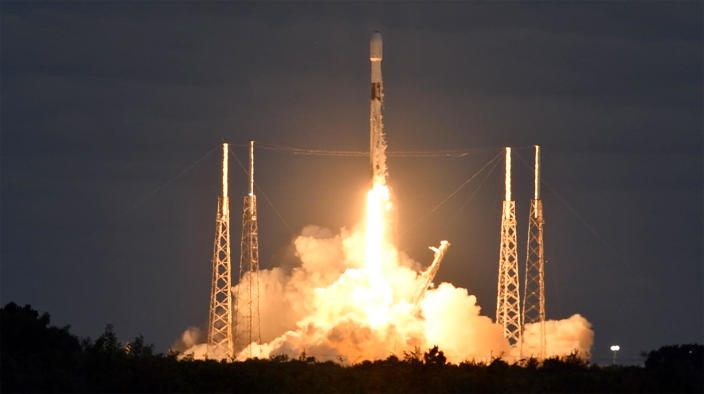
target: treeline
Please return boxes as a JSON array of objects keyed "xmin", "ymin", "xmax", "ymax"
[{"xmin": 1, "ymin": 302, "xmax": 702, "ymax": 393}]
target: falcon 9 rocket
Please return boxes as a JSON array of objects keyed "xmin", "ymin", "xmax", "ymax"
[{"xmin": 369, "ymin": 31, "xmax": 387, "ymax": 186}]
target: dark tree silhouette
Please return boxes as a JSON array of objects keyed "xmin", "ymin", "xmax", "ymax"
[
  {"xmin": 424, "ymin": 345, "xmax": 447, "ymax": 366},
  {"xmin": 1, "ymin": 302, "xmax": 702, "ymax": 393}
]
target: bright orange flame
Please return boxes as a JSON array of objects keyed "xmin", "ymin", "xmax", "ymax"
[
  {"xmin": 365, "ymin": 184, "xmax": 389, "ymax": 272},
  {"xmin": 364, "ymin": 183, "xmax": 392, "ymax": 327}
]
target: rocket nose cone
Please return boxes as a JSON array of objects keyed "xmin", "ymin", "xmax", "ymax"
[{"xmin": 370, "ymin": 31, "xmax": 382, "ymax": 61}]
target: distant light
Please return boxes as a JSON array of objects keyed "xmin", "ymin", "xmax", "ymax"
[{"xmin": 610, "ymin": 345, "xmax": 620, "ymax": 351}]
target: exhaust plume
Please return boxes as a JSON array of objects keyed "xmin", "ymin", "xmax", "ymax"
[{"xmin": 179, "ymin": 223, "xmax": 593, "ymax": 364}]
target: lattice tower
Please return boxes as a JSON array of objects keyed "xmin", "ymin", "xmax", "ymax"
[
  {"xmin": 207, "ymin": 143, "xmax": 234, "ymax": 360},
  {"xmin": 234, "ymin": 140, "xmax": 261, "ymax": 357},
  {"xmin": 522, "ymin": 145, "xmax": 546, "ymax": 359},
  {"xmin": 496, "ymin": 147, "xmax": 522, "ymax": 346}
]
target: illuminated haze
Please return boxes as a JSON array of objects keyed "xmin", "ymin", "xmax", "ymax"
[
  {"xmin": 177, "ymin": 32, "xmax": 593, "ymax": 364},
  {"xmin": 2, "ymin": 3, "xmax": 700, "ymax": 366}
]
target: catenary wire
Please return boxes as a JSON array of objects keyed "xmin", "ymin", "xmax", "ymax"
[
  {"xmin": 513, "ymin": 150, "xmax": 610, "ymax": 249},
  {"xmin": 456, "ymin": 154, "xmax": 503, "ymax": 215},
  {"xmin": 122, "ymin": 144, "xmax": 219, "ymax": 215},
  {"xmin": 399, "ymin": 150, "xmax": 504, "ymax": 240},
  {"xmin": 230, "ymin": 142, "xmax": 533, "ymax": 158},
  {"xmin": 229, "ymin": 149, "xmax": 294, "ymax": 235}
]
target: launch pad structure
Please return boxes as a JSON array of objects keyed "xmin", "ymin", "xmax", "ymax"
[
  {"xmin": 234, "ymin": 140, "xmax": 262, "ymax": 356},
  {"xmin": 522, "ymin": 145, "xmax": 546, "ymax": 359},
  {"xmin": 207, "ymin": 140, "xmax": 262, "ymax": 360},
  {"xmin": 496, "ymin": 147, "xmax": 522, "ymax": 347},
  {"xmin": 413, "ymin": 241, "xmax": 451, "ymax": 308},
  {"xmin": 496, "ymin": 145, "xmax": 548, "ymax": 358},
  {"xmin": 202, "ymin": 32, "xmax": 550, "ymax": 362},
  {"xmin": 207, "ymin": 143, "xmax": 234, "ymax": 360}
]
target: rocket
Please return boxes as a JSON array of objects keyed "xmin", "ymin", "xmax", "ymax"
[{"xmin": 369, "ymin": 31, "xmax": 387, "ymax": 186}]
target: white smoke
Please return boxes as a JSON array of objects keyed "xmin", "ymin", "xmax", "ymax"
[
  {"xmin": 172, "ymin": 326, "xmax": 207, "ymax": 359},
  {"xmin": 178, "ymin": 224, "xmax": 593, "ymax": 364},
  {"xmin": 522, "ymin": 314, "xmax": 594, "ymax": 360}
]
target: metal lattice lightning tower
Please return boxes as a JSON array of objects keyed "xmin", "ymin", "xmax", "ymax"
[
  {"xmin": 207, "ymin": 143, "xmax": 234, "ymax": 360},
  {"xmin": 496, "ymin": 147, "xmax": 522, "ymax": 346},
  {"xmin": 234, "ymin": 140, "xmax": 261, "ymax": 357},
  {"xmin": 522, "ymin": 145, "xmax": 546, "ymax": 359}
]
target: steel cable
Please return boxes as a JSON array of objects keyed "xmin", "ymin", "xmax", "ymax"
[
  {"xmin": 229, "ymin": 149, "xmax": 294, "ymax": 235},
  {"xmin": 122, "ymin": 145, "xmax": 219, "ymax": 214},
  {"xmin": 399, "ymin": 150, "xmax": 504, "ymax": 240}
]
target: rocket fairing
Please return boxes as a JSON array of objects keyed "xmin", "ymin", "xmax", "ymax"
[{"xmin": 369, "ymin": 31, "xmax": 387, "ymax": 186}]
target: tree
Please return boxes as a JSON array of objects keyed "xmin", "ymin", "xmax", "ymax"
[
  {"xmin": 645, "ymin": 344, "xmax": 703, "ymax": 392},
  {"xmin": 1, "ymin": 302, "xmax": 81, "ymax": 391},
  {"xmin": 423, "ymin": 345, "xmax": 446, "ymax": 366},
  {"xmin": 403, "ymin": 346, "xmax": 422, "ymax": 365}
]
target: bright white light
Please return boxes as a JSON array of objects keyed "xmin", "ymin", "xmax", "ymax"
[{"xmin": 610, "ymin": 345, "xmax": 620, "ymax": 351}]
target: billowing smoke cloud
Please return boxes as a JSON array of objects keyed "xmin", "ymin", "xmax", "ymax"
[
  {"xmin": 179, "ymin": 223, "xmax": 593, "ymax": 364},
  {"xmin": 522, "ymin": 314, "xmax": 594, "ymax": 360},
  {"xmin": 172, "ymin": 326, "xmax": 206, "ymax": 358}
]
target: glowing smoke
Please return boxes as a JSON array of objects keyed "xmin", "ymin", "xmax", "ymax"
[
  {"xmin": 522, "ymin": 315, "xmax": 594, "ymax": 360},
  {"xmin": 177, "ymin": 31, "xmax": 592, "ymax": 365},
  {"xmin": 179, "ymin": 222, "xmax": 593, "ymax": 363}
]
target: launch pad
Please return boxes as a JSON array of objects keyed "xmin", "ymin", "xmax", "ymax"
[{"xmin": 199, "ymin": 32, "xmax": 563, "ymax": 363}]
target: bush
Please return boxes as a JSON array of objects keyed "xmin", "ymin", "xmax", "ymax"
[{"xmin": 2, "ymin": 302, "xmax": 703, "ymax": 393}]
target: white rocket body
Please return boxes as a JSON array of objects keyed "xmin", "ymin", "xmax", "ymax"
[{"xmin": 369, "ymin": 31, "xmax": 387, "ymax": 186}]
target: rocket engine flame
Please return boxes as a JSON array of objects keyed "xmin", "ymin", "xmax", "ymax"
[
  {"xmin": 176, "ymin": 32, "xmax": 594, "ymax": 364},
  {"xmin": 364, "ymin": 30, "xmax": 395, "ymax": 329},
  {"xmin": 365, "ymin": 184, "xmax": 389, "ymax": 274},
  {"xmin": 178, "ymin": 218, "xmax": 594, "ymax": 363},
  {"xmin": 364, "ymin": 184, "xmax": 393, "ymax": 327}
]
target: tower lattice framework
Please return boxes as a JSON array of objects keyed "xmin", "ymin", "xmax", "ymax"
[
  {"xmin": 234, "ymin": 140, "xmax": 261, "ymax": 357},
  {"xmin": 496, "ymin": 147, "xmax": 522, "ymax": 347},
  {"xmin": 207, "ymin": 143, "xmax": 234, "ymax": 360},
  {"xmin": 522, "ymin": 145, "xmax": 546, "ymax": 359}
]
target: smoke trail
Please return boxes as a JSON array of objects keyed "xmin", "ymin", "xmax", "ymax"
[
  {"xmin": 178, "ymin": 223, "xmax": 593, "ymax": 364},
  {"xmin": 177, "ymin": 32, "xmax": 593, "ymax": 366},
  {"xmin": 522, "ymin": 314, "xmax": 594, "ymax": 360}
]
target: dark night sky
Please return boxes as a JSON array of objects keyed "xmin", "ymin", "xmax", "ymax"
[{"xmin": 1, "ymin": 2, "xmax": 701, "ymax": 365}]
